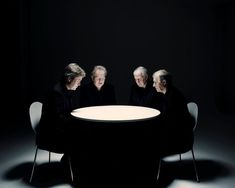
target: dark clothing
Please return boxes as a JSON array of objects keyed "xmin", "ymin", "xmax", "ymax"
[
  {"xmin": 80, "ymin": 82, "xmax": 116, "ymax": 107},
  {"xmin": 71, "ymin": 82, "xmax": 117, "ymax": 184},
  {"xmin": 129, "ymin": 79, "xmax": 165, "ymax": 116},
  {"xmin": 36, "ymin": 81, "xmax": 81, "ymax": 153},
  {"xmin": 129, "ymin": 80, "xmax": 155, "ymax": 107},
  {"xmin": 162, "ymin": 86, "xmax": 194, "ymax": 134},
  {"xmin": 151, "ymin": 86, "xmax": 194, "ymax": 157}
]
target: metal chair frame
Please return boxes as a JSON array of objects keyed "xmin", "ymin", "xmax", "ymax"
[
  {"xmin": 29, "ymin": 101, "xmax": 74, "ymax": 183},
  {"xmin": 156, "ymin": 102, "xmax": 199, "ymax": 182}
]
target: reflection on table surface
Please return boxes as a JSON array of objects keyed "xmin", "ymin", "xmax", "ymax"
[{"xmin": 71, "ymin": 105, "xmax": 160, "ymax": 122}]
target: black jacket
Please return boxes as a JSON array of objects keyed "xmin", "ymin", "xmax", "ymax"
[
  {"xmin": 160, "ymin": 85, "xmax": 194, "ymax": 155},
  {"xmin": 36, "ymin": 81, "xmax": 82, "ymax": 152},
  {"xmin": 80, "ymin": 82, "xmax": 116, "ymax": 107},
  {"xmin": 129, "ymin": 80, "xmax": 155, "ymax": 107}
]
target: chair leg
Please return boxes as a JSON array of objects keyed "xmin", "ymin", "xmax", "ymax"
[
  {"xmin": 30, "ymin": 147, "xmax": 38, "ymax": 183},
  {"xmin": 49, "ymin": 152, "xmax": 51, "ymax": 163},
  {"xmin": 68, "ymin": 155, "xmax": 74, "ymax": 182},
  {"xmin": 156, "ymin": 159, "xmax": 162, "ymax": 181},
  {"xmin": 191, "ymin": 149, "xmax": 200, "ymax": 182}
]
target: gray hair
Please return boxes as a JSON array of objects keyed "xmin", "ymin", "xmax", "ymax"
[
  {"xmin": 91, "ymin": 65, "xmax": 107, "ymax": 80},
  {"xmin": 133, "ymin": 66, "xmax": 148, "ymax": 79},
  {"xmin": 64, "ymin": 63, "xmax": 86, "ymax": 83},
  {"xmin": 153, "ymin": 69, "xmax": 172, "ymax": 86}
]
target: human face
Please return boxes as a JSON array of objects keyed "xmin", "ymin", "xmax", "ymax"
[
  {"xmin": 153, "ymin": 76, "xmax": 163, "ymax": 93},
  {"xmin": 134, "ymin": 73, "xmax": 146, "ymax": 88},
  {"xmin": 93, "ymin": 69, "xmax": 106, "ymax": 90},
  {"xmin": 68, "ymin": 76, "xmax": 83, "ymax": 90}
]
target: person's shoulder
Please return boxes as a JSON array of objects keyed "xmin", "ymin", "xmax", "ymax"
[
  {"xmin": 53, "ymin": 82, "xmax": 68, "ymax": 95},
  {"xmin": 130, "ymin": 83, "xmax": 137, "ymax": 90},
  {"xmin": 81, "ymin": 82, "xmax": 93, "ymax": 89},
  {"xmin": 104, "ymin": 82, "xmax": 115, "ymax": 88},
  {"xmin": 45, "ymin": 82, "xmax": 62, "ymax": 96},
  {"xmin": 169, "ymin": 86, "xmax": 187, "ymax": 103},
  {"xmin": 53, "ymin": 82, "xmax": 62, "ymax": 91},
  {"xmin": 43, "ymin": 82, "xmax": 64, "ymax": 102},
  {"xmin": 152, "ymin": 90, "xmax": 165, "ymax": 100},
  {"xmin": 173, "ymin": 86, "xmax": 185, "ymax": 97}
]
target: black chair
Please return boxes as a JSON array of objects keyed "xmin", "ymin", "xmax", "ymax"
[
  {"xmin": 156, "ymin": 102, "xmax": 199, "ymax": 182},
  {"xmin": 29, "ymin": 101, "xmax": 74, "ymax": 183}
]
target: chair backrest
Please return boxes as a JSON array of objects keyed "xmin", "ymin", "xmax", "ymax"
[
  {"xmin": 29, "ymin": 101, "xmax": 43, "ymax": 133},
  {"xmin": 187, "ymin": 102, "xmax": 198, "ymax": 131}
]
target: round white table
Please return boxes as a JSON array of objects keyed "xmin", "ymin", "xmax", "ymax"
[
  {"xmin": 70, "ymin": 105, "xmax": 161, "ymax": 185},
  {"xmin": 71, "ymin": 105, "xmax": 160, "ymax": 122}
]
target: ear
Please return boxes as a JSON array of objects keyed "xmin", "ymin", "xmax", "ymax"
[
  {"xmin": 161, "ymin": 79, "xmax": 167, "ymax": 87},
  {"xmin": 67, "ymin": 77, "xmax": 72, "ymax": 83}
]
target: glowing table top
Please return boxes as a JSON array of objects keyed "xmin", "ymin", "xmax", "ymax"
[{"xmin": 71, "ymin": 105, "xmax": 160, "ymax": 123}]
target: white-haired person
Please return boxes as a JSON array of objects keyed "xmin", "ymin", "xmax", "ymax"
[
  {"xmin": 127, "ymin": 66, "xmax": 166, "ymax": 185},
  {"xmin": 80, "ymin": 65, "xmax": 116, "ymax": 107},
  {"xmin": 129, "ymin": 66, "xmax": 155, "ymax": 107},
  {"xmin": 36, "ymin": 63, "xmax": 86, "ymax": 154},
  {"xmin": 152, "ymin": 69, "xmax": 194, "ymax": 156}
]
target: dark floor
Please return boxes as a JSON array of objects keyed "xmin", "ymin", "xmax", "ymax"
[{"xmin": 0, "ymin": 110, "xmax": 235, "ymax": 188}]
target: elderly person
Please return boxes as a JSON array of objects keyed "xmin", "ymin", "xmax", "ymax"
[
  {"xmin": 80, "ymin": 65, "xmax": 116, "ymax": 107},
  {"xmin": 77, "ymin": 65, "xmax": 116, "ymax": 184},
  {"xmin": 36, "ymin": 63, "xmax": 86, "ymax": 153},
  {"xmin": 152, "ymin": 69, "xmax": 194, "ymax": 156},
  {"xmin": 129, "ymin": 66, "xmax": 155, "ymax": 107}
]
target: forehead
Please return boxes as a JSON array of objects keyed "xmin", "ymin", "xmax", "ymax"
[
  {"xmin": 95, "ymin": 69, "xmax": 105, "ymax": 76},
  {"xmin": 153, "ymin": 75, "xmax": 160, "ymax": 82},
  {"xmin": 134, "ymin": 71, "xmax": 144, "ymax": 77},
  {"xmin": 74, "ymin": 76, "xmax": 83, "ymax": 80},
  {"xmin": 134, "ymin": 75, "xmax": 144, "ymax": 80}
]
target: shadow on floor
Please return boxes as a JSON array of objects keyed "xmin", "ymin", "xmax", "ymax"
[
  {"xmin": 156, "ymin": 159, "xmax": 232, "ymax": 188},
  {"xmin": 3, "ymin": 159, "xmax": 231, "ymax": 188},
  {"xmin": 3, "ymin": 161, "xmax": 73, "ymax": 187}
]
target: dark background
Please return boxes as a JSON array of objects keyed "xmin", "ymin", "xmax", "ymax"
[{"xmin": 2, "ymin": 0, "xmax": 235, "ymax": 126}]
